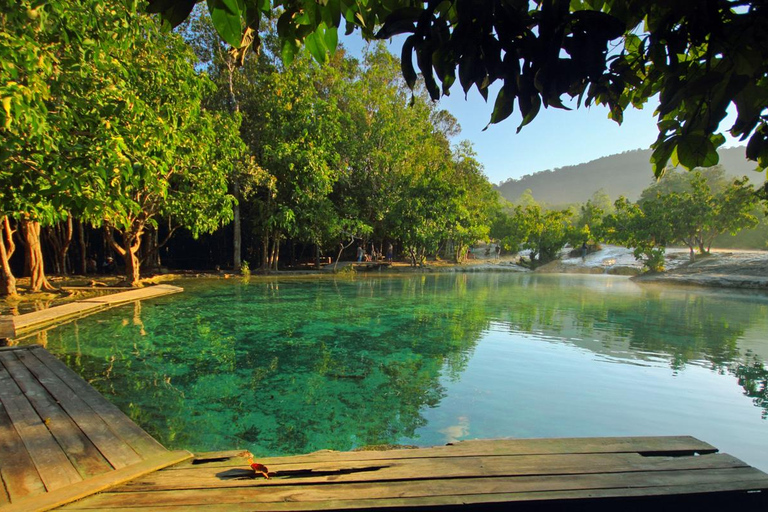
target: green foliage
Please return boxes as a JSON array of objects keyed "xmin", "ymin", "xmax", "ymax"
[
  {"xmin": 603, "ymin": 168, "xmax": 759, "ymax": 271},
  {"xmin": 149, "ymin": 0, "xmax": 768, "ymax": 180},
  {"xmin": 240, "ymin": 259, "xmax": 250, "ymax": 277},
  {"xmin": 603, "ymin": 196, "xmax": 675, "ymax": 272},
  {"xmin": 640, "ymin": 167, "xmax": 760, "ymax": 255},
  {"xmin": 1, "ymin": 0, "xmax": 243, "ymax": 287},
  {"xmin": 568, "ymin": 189, "xmax": 613, "ymax": 245},
  {"xmin": 183, "ymin": 16, "xmax": 499, "ymax": 270},
  {"xmin": 491, "ymin": 204, "xmax": 573, "ymax": 268}
]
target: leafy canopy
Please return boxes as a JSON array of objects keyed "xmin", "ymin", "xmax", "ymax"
[{"xmin": 148, "ymin": 0, "xmax": 768, "ymax": 179}]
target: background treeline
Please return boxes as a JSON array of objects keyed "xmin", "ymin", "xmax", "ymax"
[
  {"xmin": 0, "ymin": 1, "xmax": 498, "ymax": 296},
  {"xmin": 491, "ymin": 165, "xmax": 766, "ymax": 271}
]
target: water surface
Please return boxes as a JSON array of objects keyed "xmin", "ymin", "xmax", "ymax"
[{"xmin": 31, "ymin": 274, "xmax": 768, "ymax": 470}]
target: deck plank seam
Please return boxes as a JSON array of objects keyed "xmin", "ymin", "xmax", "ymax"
[
  {"xmin": 0, "ymin": 470, "xmax": 10, "ymax": 504},
  {"xmin": 24, "ymin": 347, "xmax": 146, "ymax": 468},
  {"xmin": 164, "ymin": 449, "xmax": 722, "ymax": 470}
]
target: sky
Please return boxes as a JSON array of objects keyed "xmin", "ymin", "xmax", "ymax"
[{"xmin": 347, "ymin": 37, "xmax": 744, "ymax": 186}]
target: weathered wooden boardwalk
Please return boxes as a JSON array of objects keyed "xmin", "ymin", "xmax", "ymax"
[
  {"xmin": 2, "ymin": 345, "xmax": 768, "ymax": 511},
  {"xmin": 0, "ymin": 345, "xmax": 190, "ymax": 512},
  {"xmin": 62, "ymin": 437, "xmax": 768, "ymax": 511},
  {"xmin": 1, "ymin": 284, "xmax": 183, "ymax": 340}
]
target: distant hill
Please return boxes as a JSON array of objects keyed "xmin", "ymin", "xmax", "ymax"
[{"xmin": 495, "ymin": 146, "xmax": 760, "ymax": 206}]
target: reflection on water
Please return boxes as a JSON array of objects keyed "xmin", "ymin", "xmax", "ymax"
[{"xmin": 33, "ymin": 274, "xmax": 768, "ymax": 469}]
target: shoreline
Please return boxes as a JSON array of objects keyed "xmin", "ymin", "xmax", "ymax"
[{"xmin": 3, "ymin": 247, "xmax": 767, "ymax": 315}]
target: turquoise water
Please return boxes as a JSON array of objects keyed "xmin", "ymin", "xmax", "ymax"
[{"xmin": 31, "ymin": 274, "xmax": 768, "ymax": 471}]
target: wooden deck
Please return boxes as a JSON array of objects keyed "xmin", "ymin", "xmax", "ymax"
[
  {"xmin": 1, "ymin": 284, "xmax": 183, "ymax": 340},
  {"xmin": 0, "ymin": 345, "xmax": 191, "ymax": 512},
  {"xmin": 61, "ymin": 437, "xmax": 768, "ymax": 511}
]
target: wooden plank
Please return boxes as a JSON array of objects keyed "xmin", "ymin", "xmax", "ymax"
[
  {"xmin": 60, "ymin": 478, "xmax": 768, "ymax": 511},
  {"xmin": 173, "ymin": 436, "xmax": 717, "ymax": 470},
  {"xmin": 110, "ymin": 452, "xmax": 749, "ymax": 491},
  {"xmin": 0, "ymin": 392, "xmax": 47, "ymax": 502},
  {"xmin": 29, "ymin": 347, "xmax": 167, "ymax": 459},
  {"xmin": 0, "ymin": 358, "xmax": 82, "ymax": 492},
  {"xmin": 2, "ymin": 450, "xmax": 192, "ymax": 512},
  {"xmin": 11, "ymin": 285, "xmax": 183, "ymax": 335},
  {"xmin": 11, "ymin": 303, "xmax": 107, "ymax": 332},
  {"xmin": 0, "ymin": 316, "xmax": 15, "ymax": 339},
  {"xmin": 1, "ymin": 351, "xmax": 113, "ymax": 479},
  {"xmin": 60, "ymin": 467, "xmax": 768, "ymax": 510},
  {"xmin": 0, "ymin": 345, "xmax": 35, "ymax": 352},
  {"xmin": 77, "ymin": 285, "xmax": 182, "ymax": 304},
  {"xmin": 15, "ymin": 348, "xmax": 144, "ymax": 469}
]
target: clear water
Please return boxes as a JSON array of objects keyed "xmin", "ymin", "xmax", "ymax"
[{"xmin": 29, "ymin": 274, "xmax": 768, "ymax": 471}]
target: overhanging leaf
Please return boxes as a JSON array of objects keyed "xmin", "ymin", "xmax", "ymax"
[
  {"xmin": 487, "ymin": 85, "xmax": 514, "ymax": 128},
  {"xmin": 401, "ymin": 36, "xmax": 417, "ymax": 90},
  {"xmin": 675, "ymin": 134, "xmax": 717, "ymax": 169},
  {"xmin": 207, "ymin": 0, "xmax": 243, "ymax": 47}
]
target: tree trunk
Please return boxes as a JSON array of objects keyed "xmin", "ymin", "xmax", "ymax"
[
  {"xmin": 315, "ymin": 242, "xmax": 321, "ymax": 269},
  {"xmin": 233, "ymin": 181, "xmax": 241, "ymax": 272},
  {"xmin": 0, "ymin": 216, "xmax": 18, "ymax": 297},
  {"xmin": 124, "ymin": 240, "xmax": 141, "ymax": 287},
  {"xmin": 141, "ymin": 226, "xmax": 161, "ymax": 271},
  {"xmin": 271, "ymin": 236, "xmax": 280, "ymax": 271},
  {"xmin": 22, "ymin": 219, "xmax": 55, "ymax": 292},
  {"xmin": 106, "ymin": 224, "xmax": 143, "ymax": 287},
  {"xmin": 45, "ymin": 217, "xmax": 73, "ymax": 275},
  {"xmin": 77, "ymin": 219, "xmax": 87, "ymax": 275},
  {"xmin": 261, "ymin": 233, "xmax": 269, "ymax": 271}
]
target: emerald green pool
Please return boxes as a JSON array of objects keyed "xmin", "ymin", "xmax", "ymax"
[{"xmin": 34, "ymin": 274, "xmax": 768, "ymax": 471}]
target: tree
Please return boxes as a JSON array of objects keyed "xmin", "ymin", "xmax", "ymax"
[
  {"xmin": 444, "ymin": 142, "xmax": 499, "ymax": 263},
  {"xmin": 603, "ymin": 196, "xmax": 676, "ymax": 272},
  {"xmin": 568, "ymin": 189, "xmax": 613, "ymax": 246},
  {"xmin": 491, "ymin": 203, "xmax": 572, "ymax": 268},
  {"xmin": 523, "ymin": 206, "xmax": 572, "ymax": 268},
  {"xmin": 149, "ymin": 0, "xmax": 768, "ymax": 181},
  {"xmin": 491, "ymin": 203, "xmax": 533, "ymax": 255},
  {"xmin": 642, "ymin": 170, "xmax": 759, "ymax": 258},
  {"xmin": 1, "ymin": 0, "xmax": 73, "ymax": 294}
]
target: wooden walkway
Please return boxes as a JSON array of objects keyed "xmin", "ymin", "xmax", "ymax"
[
  {"xmin": 0, "ymin": 345, "xmax": 191, "ymax": 512},
  {"xmin": 61, "ymin": 437, "xmax": 768, "ymax": 511},
  {"xmin": 1, "ymin": 285, "xmax": 183, "ymax": 340}
]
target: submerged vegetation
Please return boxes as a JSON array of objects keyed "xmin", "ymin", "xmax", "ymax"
[{"xmin": 40, "ymin": 274, "xmax": 768, "ymax": 454}]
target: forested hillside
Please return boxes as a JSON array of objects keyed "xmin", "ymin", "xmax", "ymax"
[{"xmin": 496, "ymin": 147, "xmax": 759, "ymax": 206}]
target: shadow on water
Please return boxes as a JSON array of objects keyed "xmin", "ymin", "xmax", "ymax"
[{"xmin": 34, "ymin": 274, "xmax": 768, "ymax": 455}]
